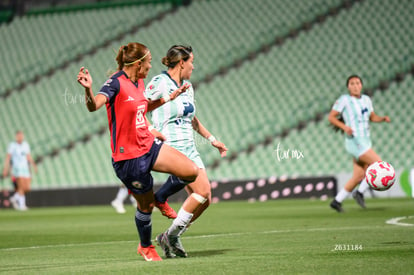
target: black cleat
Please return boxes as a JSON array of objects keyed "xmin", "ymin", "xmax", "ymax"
[
  {"xmin": 353, "ymin": 191, "xmax": 366, "ymax": 209},
  {"xmin": 167, "ymin": 234, "xmax": 187, "ymax": 258},
  {"xmin": 330, "ymin": 199, "xmax": 344, "ymax": 213},
  {"xmin": 156, "ymin": 232, "xmax": 175, "ymax": 258}
]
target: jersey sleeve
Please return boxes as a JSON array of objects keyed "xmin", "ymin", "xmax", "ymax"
[
  {"xmin": 25, "ymin": 142, "xmax": 31, "ymax": 154},
  {"xmin": 332, "ymin": 95, "xmax": 346, "ymax": 113},
  {"xmin": 98, "ymin": 78, "xmax": 120, "ymax": 103},
  {"xmin": 7, "ymin": 143, "xmax": 13, "ymax": 154},
  {"xmin": 366, "ymin": 95, "xmax": 374, "ymax": 114},
  {"xmin": 145, "ymin": 76, "xmax": 168, "ymax": 100}
]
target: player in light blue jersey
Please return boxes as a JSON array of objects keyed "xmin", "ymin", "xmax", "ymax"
[
  {"xmin": 328, "ymin": 75, "xmax": 390, "ymax": 212},
  {"xmin": 145, "ymin": 45, "xmax": 227, "ymax": 258},
  {"xmin": 2, "ymin": 131, "xmax": 37, "ymax": 210}
]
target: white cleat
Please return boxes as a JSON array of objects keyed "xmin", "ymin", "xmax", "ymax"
[
  {"xmin": 10, "ymin": 196, "xmax": 19, "ymax": 210},
  {"xmin": 111, "ymin": 200, "xmax": 126, "ymax": 214}
]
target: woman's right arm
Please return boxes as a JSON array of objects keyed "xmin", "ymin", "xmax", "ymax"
[
  {"xmin": 77, "ymin": 67, "xmax": 107, "ymax": 112},
  {"xmin": 328, "ymin": 110, "xmax": 353, "ymax": 136},
  {"xmin": 2, "ymin": 154, "xmax": 11, "ymax": 178}
]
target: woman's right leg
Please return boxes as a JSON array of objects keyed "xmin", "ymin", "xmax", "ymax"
[
  {"xmin": 184, "ymin": 168, "xmax": 211, "ymax": 223},
  {"xmin": 330, "ymin": 158, "xmax": 365, "ymax": 212},
  {"xmin": 343, "ymin": 160, "xmax": 365, "ymax": 192},
  {"xmin": 152, "ymin": 145, "xmax": 200, "ymax": 258},
  {"xmin": 11, "ymin": 177, "xmax": 28, "ymax": 210}
]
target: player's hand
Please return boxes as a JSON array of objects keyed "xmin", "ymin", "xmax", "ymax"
[
  {"xmin": 170, "ymin": 83, "xmax": 191, "ymax": 100},
  {"xmin": 343, "ymin": 126, "xmax": 353, "ymax": 136},
  {"xmin": 383, "ymin": 116, "xmax": 391, "ymax": 123},
  {"xmin": 150, "ymin": 129, "xmax": 166, "ymax": 141},
  {"xmin": 1, "ymin": 171, "xmax": 8, "ymax": 178},
  {"xmin": 77, "ymin": 67, "xmax": 93, "ymax": 89},
  {"xmin": 212, "ymin": 140, "xmax": 228, "ymax": 157}
]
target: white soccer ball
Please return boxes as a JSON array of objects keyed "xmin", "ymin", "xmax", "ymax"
[{"xmin": 365, "ymin": 161, "xmax": 396, "ymax": 191}]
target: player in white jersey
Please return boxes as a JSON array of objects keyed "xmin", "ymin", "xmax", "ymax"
[
  {"xmin": 145, "ymin": 45, "xmax": 227, "ymax": 258},
  {"xmin": 2, "ymin": 131, "xmax": 37, "ymax": 210},
  {"xmin": 328, "ymin": 75, "xmax": 390, "ymax": 212}
]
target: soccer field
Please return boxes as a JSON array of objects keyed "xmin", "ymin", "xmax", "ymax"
[{"xmin": 1, "ymin": 198, "xmax": 413, "ymax": 274}]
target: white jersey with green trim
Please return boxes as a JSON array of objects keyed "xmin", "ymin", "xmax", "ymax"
[
  {"xmin": 8, "ymin": 141, "xmax": 30, "ymax": 170},
  {"xmin": 332, "ymin": 94, "xmax": 373, "ymax": 137},
  {"xmin": 145, "ymin": 72, "xmax": 196, "ymax": 147}
]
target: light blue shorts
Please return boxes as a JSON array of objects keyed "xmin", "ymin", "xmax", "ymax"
[
  {"xmin": 12, "ymin": 166, "xmax": 31, "ymax": 178},
  {"xmin": 345, "ymin": 136, "xmax": 372, "ymax": 160},
  {"xmin": 169, "ymin": 142, "xmax": 205, "ymax": 169}
]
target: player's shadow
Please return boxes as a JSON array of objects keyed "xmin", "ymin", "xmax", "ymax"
[{"xmin": 189, "ymin": 248, "xmax": 235, "ymax": 257}]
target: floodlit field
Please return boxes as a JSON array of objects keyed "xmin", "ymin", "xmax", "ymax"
[{"xmin": 1, "ymin": 198, "xmax": 413, "ymax": 274}]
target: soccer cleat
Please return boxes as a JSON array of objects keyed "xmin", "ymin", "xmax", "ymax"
[
  {"xmin": 111, "ymin": 200, "xmax": 126, "ymax": 214},
  {"xmin": 9, "ymin": 196, "xmax": 19, "ymax": 210},
  {"xmin": 352, "ymin": 191, "xmax": 366, "ymax": 209},
  {"xmin": 18, "ymin": 205, "xmax": 29, "ymax": 211},
  {"xmin": 154, "ymin": 200, "xmax": 177, "ymax": 219},
  {"xmin": 156, "ymin": 232, "xmax": 175, "ymax": 258},
  {"xmin": 137, "ymin": 244, "xmax": 162, "ymax": 261},
  {"xmin": 167, "ymin": 234, "xmax": 188, "ymax": 258},
  {"xmin": 330, "ymin": 199, "xmax": 344, "ymax": 213}
]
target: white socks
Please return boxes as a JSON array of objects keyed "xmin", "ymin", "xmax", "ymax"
[
  {"xmin": 114, "ymin": 187, "xmax": 129, "ymax": 202},
  {"xmin": 357, "ymin": 179, "xmax": 370, "ymax": 193},
  {"xmin": 335, "ymin": 189, "xmax": 350, "ymax": 203},
  {"xmin": 167, "ymin": 208, "xmax": 193, "ymax": 236},
  {"xmin": 12, "ymin": 193, "xmax": 26, "ymax": 209}
]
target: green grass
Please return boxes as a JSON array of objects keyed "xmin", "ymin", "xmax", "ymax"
[{"xmin": 1, "ymin": 198, "xmax": 413, "ymax": 274}]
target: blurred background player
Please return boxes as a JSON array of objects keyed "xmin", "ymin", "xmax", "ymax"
[
  {"xmin": 2, "ymin": 130, "xmax": 37, "ymax": 211},
  {"xmin": 110, "ymin": 185, "xmax": 137, "ymax": 214},
  {"xmin": 145, "ymin": 45, "xmax": 227, "ymax": 258},
  {"xmin": 328, "ymin": 75, "xmax": 390, "ymax": 212},
  {"xmin": 77, "ymin": 42, "xmax": 198, "ymax": 261}
]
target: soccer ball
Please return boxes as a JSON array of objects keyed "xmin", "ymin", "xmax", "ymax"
[{"xmin": 365, "ymin": 161, "xmax": 396, "ymax": 191}]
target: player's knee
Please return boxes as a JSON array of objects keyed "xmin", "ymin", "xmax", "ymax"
[
  {"xmin": 194, "ymin": 189, "xmax": 210, "ymax": 201},
  {"xmin": 138, "ymin": 203, "xmax": 154, "ymax": 213},
  {"xmin": 182, "ymin": 164, "xmax": 198, "ymax": 182}
]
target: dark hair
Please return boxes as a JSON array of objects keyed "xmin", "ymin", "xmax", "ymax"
[
  {"xmin": 346, "ymin": 74, "xmax": 363, "ymax": 87},
  {"xmin": 161, "ymin": 45, "xmax": 193, "ymax": 68},
  {"xmin": 331, "ymin": 74, "xmax": 363, "ymax": 134},
  {"xmin": 115, "ymin": 42, "xmax": 149, "ymax": 71}
]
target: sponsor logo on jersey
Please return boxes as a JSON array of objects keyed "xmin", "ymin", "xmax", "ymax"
[
  {"xmin": 135, "ymin": 105, "xmax": 146, "ymax": 129},
  {"xmin": 125, "ymin": 96, "xmax": 135, "ymax": 102}
]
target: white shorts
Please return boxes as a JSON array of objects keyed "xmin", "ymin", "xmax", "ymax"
[{"xmin": 12, "ymin": 166, "xmax": 31, "ymax": 178}]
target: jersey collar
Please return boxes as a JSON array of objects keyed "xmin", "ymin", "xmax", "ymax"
[{"xmin": 162, "ymin": 71, "xmax": 180, "ymax": 88}]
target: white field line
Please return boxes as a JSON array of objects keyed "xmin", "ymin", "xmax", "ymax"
[
  {"xmin": 385, "ymin": 216, "xmax": 414, "ymax": 227},
  {"xmin": 0, "ymin": 225, "xmax": 390, "ymax": 252}
]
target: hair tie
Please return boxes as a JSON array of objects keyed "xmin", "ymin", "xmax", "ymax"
[{"xmin": 124, "ymin": 50, "xmax": 150, "ymax": 66}]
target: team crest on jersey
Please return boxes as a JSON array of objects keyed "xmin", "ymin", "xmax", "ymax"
[
  {"xmin": 149, "ymin": 84, "xmax": 154, "ymax": 90},
  {"xmin": 131, "ymin": 181, "xmax": 143, "ymax": 189},
  {"xmin": 135, "ymin": 105, "xmax": 146, "ymax": 129}
]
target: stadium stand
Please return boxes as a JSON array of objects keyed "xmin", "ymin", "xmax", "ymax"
[
  {"xmin": 1, "ymin": 0, "xmax": 413, "ymax": 188},
  {"xmin": 0, "ymin": 2, "xmax": 172, "ymax": 97}
]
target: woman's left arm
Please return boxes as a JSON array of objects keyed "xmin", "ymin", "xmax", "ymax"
[
  {"xmin": 370, "ymin": 112, "xmax": 391, "ymax": 123},
  {"xmin": 192, "ymin": 116, "xmax": 228, "ymax": 157},
  {"xmin": 27, "ymin": 154, "xmax": 38, "ymax": 173}
]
